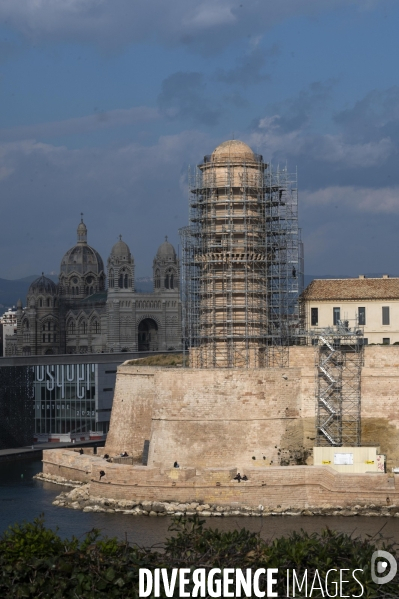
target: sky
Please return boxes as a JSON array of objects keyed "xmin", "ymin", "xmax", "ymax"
[{"xmin": 1, "ymin": 0, "xmax": 399, "ymax": 279}]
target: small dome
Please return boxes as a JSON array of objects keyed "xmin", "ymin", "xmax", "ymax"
[
  {"xmin": 156, "ymin": 236, "xmax": 176, "ymax": 260},
  {"xmin": 28, "ymin": 274, "xmax": 57, "ymax": 296},
  {"xmin": 77, "ymin": 216, "xmax": 87, "ymax": 244},
  {"xmin": 211, "ymin": 139, "xmax": 254, "ymax": 162},
  {"xmin": 110, "ymin": 236, "xmax": 131, "ymax": 259},
  {"xmin": 77, "ymin": 221, "xmax": 87, "ymax": 235}
]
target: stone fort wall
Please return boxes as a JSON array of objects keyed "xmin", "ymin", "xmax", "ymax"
[
  {"xmin": 42, "ymin": 448, "xmax": 399, "ymax": 509},
  {"xmin": 104, "ymin": 346, "xmax": 399, "ymax": 471}
]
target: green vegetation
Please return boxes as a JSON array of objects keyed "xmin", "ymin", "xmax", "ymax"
[
  {"xmin": 125, "ymin": 353, "xmax": 186, "ymax": 367},
  {"xmin": 0, "ymin": 515, "xmax": 397, "ymax": 597}
]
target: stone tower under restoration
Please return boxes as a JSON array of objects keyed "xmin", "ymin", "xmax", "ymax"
[{"xmin": 180, "ymin": 139, "xmax": 303, "ymax": 368}]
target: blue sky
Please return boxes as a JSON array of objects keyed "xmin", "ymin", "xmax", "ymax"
[{"xmin": 1, "ymin": 0, "xmax": 399, "ymax": 279}]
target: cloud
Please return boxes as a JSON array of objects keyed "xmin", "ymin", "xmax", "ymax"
[
  {"xmin": 262, "ymin": 80, "xmax": 337, "ymax": 134},
  {"xmin": 0, "ymin": 131, "xmax": 216, "ymax": 279},
  {"xmin": 0, "ymin": 106, "xmax": 159, "ymax": 142},
  {"xmin": 0, "ymin": 0, "xmax": 365, "ymax": 53},
  {"xmin": 302, "ymin": 185, "xmax": 399, "ymax": 214},
  {"xmin": 246, "ymin": 83, "xmax": 399, "ymax": 192},
  {"xmin": 334, "ymin": 86, "xmax": 399, "ymax": 143},
  {"xmin": 301, "ymin": 135, "xmax": 394, "ymax": 168},
  {"xmin": 215, "ymin": 45, "xmax": 278, "ymax": 86},
  {"xmin": 157, "ymin": 72, "xmax": 221, "ymax": 126}
]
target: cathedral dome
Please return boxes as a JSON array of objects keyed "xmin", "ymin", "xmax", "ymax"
[
  {"xmin": 211, "ymin": 139, "xmax": 255, "ymax": 162},
  {"xmin": 60, "ymin": 218, "xmax": 104, "ymax": 276},
  {"xmin": 110, "ymin": 236, "xmax": 131, "ymax": 260},
  {"xmin": 28, "ymin": 274, "xmax": 57, "ymax": 296},
  {"xmin": 156, "ymin": 237, "xmax": 176, "ymax": 261}
]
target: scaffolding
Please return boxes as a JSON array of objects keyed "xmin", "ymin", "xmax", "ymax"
[
  {"xmin": 180, "ymin": 142, "xmax": 303, "ymax": 368},
  {"xmin": 265, "ymin": 166, "xmax": 304, "ymax": 366},
  {"xmin": 311, "ymin": 321, "xmax": 363, "ymax": 447}
]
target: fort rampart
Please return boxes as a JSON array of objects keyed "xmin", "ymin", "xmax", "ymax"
[
  {"xmin": 42, "ymin": 448, "xmax": 399, "ymax": 509},
  {"xmin": 42, "ymin": 345, "xmax": 399, "ymax": 509}
]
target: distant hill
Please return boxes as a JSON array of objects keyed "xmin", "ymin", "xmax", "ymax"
[{"xmin": 135, "ymin": 277, "xmax": 153, "ymax": 293}]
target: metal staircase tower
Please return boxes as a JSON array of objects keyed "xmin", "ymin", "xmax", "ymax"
[{"xmin": 312, "ymin": 321, "xmax": 363, "ymax": 447}]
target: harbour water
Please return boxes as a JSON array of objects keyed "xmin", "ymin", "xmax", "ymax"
[{"xmin": 1, "ymin": 458, "xmax": 399, "ymax": 547}]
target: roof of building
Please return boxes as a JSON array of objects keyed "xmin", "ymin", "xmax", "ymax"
[
  {"xmin": 60, "ymin": 245, "xmax": 104, "ymax": 275},
  {"xmin": 77, "ymin": 220, "xmax": 87, "ymax": 236},
  {"xmin": 211, "ymin": 139, "xmax": 256, "ymax": 163},
  {"xmin": 60, "ymin": 219, "xmax": 104, "ymax": 276},
  {"xmin": 28, "ymin": 274, "xmax": 57, "ymax": 296},
  {"xmin": 156, "ymin": 236, "xmax": 176, "ymax": 260},
  {"xmin": 110, "ymin": 236, "xmax": 131, "ymax": 260},
  {"xmin": 302, "ymin": 277, "xmax": 399, "ymax": 301},
  {"xmin": 78, "ymin": 291, "xmax": 108, "ymax": 305}
]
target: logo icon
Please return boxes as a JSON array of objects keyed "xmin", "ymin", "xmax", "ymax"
[{"xmin": 371, "ymin": 550, "xmax": 397, "ymax": 584}]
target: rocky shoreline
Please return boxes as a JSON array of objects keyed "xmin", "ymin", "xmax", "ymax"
[{"xmin": 35, "ymin": 472, "xmax": 399, "ymax": 517}]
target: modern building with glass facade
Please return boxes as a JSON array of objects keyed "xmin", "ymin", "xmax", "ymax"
[{"xmin": 1, "ymin": 351, "xmax": 174, "ymax": 443}]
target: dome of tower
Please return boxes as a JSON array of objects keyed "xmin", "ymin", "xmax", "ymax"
[
  {"xmin": 28, "ymin": 274, "xmax": 57, "ymax": 296},
  {"xmin": 211, "ymin": 139, "xmax": 255, "ymax": 162},
  {"xmin": 60, "ymin": 218, "xmax": 104, "ymax": 276},
  {"xmin": 156, "ymin": 237, "xmax": 176, "ymax": 260},
  {"xmin": 110, "ymin": 236, "xmax": 131, "ymax": 260}
]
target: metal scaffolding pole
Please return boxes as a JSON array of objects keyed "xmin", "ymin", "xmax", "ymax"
[{"xmin": 264, "ymin": 166, "xmax": 304, "ymax": 366}]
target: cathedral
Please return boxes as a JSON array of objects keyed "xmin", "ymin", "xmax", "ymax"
[{"xmin": 7, "ymin": 218, "xmax": 181, "ymax": 355}]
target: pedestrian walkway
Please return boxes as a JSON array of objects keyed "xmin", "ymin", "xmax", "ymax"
[{"xmin": 0, "ymin": 440, "xmax": 105, "ymax": 462}]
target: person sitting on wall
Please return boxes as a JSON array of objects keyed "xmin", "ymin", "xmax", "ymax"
[
  {"xmin": 99, "ymin": 470, "xmax": 106, "ymax": 479},
  {"xmin": 242, "ymin": 474, "xmax": 248, "ymax": 481},
  {"xmin": 79, "ymin": 448, "xmax": 84, "ymax": 455},
  {"xmin": 103, "ymin": 454, "xmax": 109, "ymax": 459},
  {"xmin": 173, "ymin": 461, "xmax": 179, "ymax": 468},
  {"xmin": 234, "ymin": 473, "xmax": 242, "ymax": 482},
  {"xmin": 121, "ymin": 451, "xmax": 129, "ymax": 457}
]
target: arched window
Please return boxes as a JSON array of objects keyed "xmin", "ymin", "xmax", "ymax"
[
  {"xmin": 90, "ymin": 286, "xmax": 94, "ymax": 295},
  {"xmin": 46, "ymin": 298, "xmax": 50, "ymax": 307},
  {"xmin": 80, "ymin": 320, "xmax": 87, "ymax": 335},
  {"xmin": 92, "ymin": 320, "xmax": 100, "ymax": 334},
  {"xmin": 109, "ymin": 269, "xmax": 114, "ymax": 288},
  {"xmin": 124, "ymin": 274, "xmax": 128, "ymax": 288},
  {"xmin": 39, "ymin": 299, "xmax": 43, "ymax": 307},
  {"xmin": 165, "ymin": 268, "xmax": 175, "ymax": 289},
  {"xmin": 118, "ymin": 273, "xmax": 123, "ymax": 288},
  {"xmin": 155, "ymin": 269, "xmax": 160, "ymax": 289},
  {"xmin": 68, "ymin": 321, "xmax": 75, "ymax": 335}
]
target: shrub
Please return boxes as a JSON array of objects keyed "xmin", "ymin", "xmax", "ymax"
[{"xmin": 0, "ymin": 515, "xmax": 397, "ymax": 597}]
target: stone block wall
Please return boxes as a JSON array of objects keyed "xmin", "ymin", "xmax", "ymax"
[
  {"xmin": 361, "ymin": 346, "xmax": 399, "ymax": 468},
  {"xmin": 148, "ymin": 368, "xmax": 308, "ymax": 470},
  {"xmin": 105, "ymin": 366, "xmax": 156, "ymax": 457},
  {"xmin": 103, "ymin": 345, "xmax": 399, "ymax": 473},
  {"xmin": 42, "ymin": 449, "xmax": 399, "ymax": 509}
]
